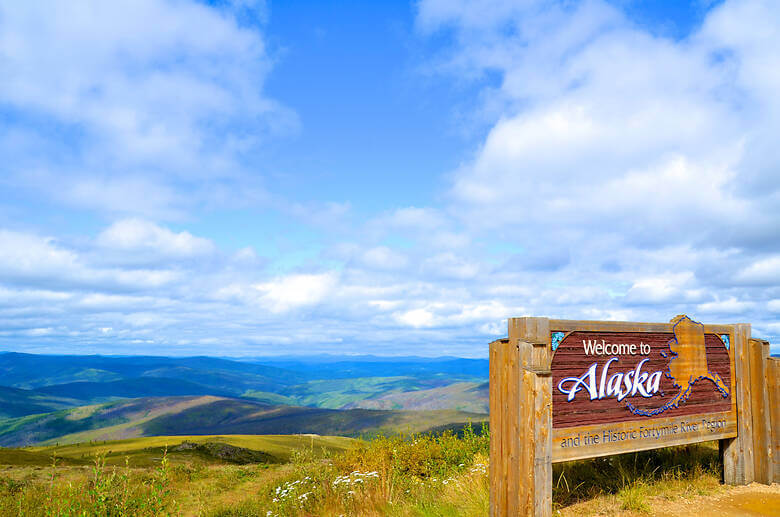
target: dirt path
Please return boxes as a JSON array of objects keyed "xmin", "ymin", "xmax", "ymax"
[
  {"xmin": 653, "ymin": 483, "xmax": 780, "ymax": 517},
  {"xmin": 561, "ymin": 482, "xmax": 780, "ymax": 516}
]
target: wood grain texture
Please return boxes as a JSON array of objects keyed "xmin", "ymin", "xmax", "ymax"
[
  {"xmin": 520, "ymin": 343, "xmax": 534, "ymax": 514},
  {"xmin": 489, "ymin": 337, "xmax": 524, "ymax": 516},
  {"xmin": 767, "ymin": 356, "xmax": 779, "ymax": 484},
  {"xmin": 551, "ymin": 331, "xmax": 732, "ymax": 428},
  {"xmin": 489, "ymin": 338, "xmax": 515, "ymax": 516},
  {"xmin": 547, "ymin": 317, "xmax": 739, "ymax": 467},
  {"xmin": 552, "ymin": 410, "xmax": 736, "ymax": 463},
  {"xmin": 488, "ymin": 339, "xmax": 502, "ymax": 517},
  {"xmin": 732, "ymin": 323, "xmax": 754, "ymax": 484},
  {"xmin": 489, "ymin": 318, "xmax": 554, "ymax": 516},
  {"xmin": 550, "ymin": 319, "xmax": 733, "ymax": 334},
  {"xmin": 722, "ymin": 434, "xmax": 740, "ymax": 485},
  {"xmin": 748, "ymin": 339, "xmax": 772, "ymax": 484},
  {"xmin": 532, "ymin": 342, "xmax": 552, "ymax": 517},
  {"xmin": 511, "ymin": 317, "xmax": 550, "ymax": 346}
]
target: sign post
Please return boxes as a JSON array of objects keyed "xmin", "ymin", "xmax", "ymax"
[{"xmin": 489, "ymin": 315, "xmax": 777, "ymax": 517}]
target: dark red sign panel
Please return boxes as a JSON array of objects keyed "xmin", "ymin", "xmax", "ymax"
[{"xmin": 551, "ymin": 317, "xmax": 732, "ymax": 429}]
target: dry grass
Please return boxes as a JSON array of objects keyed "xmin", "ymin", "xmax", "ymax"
[{"xmin": 0, "ymin": 429, "xmax": 734, "ymax": 517}]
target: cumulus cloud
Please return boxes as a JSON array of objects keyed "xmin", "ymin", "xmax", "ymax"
[
  {"xmin": 1, "ymin": 0, "xmax": 779, "ymax": 356},
  {"xmin": 253, "ymin": 272, "xmax": 339, "ymax": 313},
  {"xmin": 0, "ymin": 0, "xmax": 291, "ymax": 218},
  {"xmin": 97, "ymin": 219, "xmax": 215, "ymax": 258},
  {"xmin": 412, "ymin": 0, "xmax": 780, "ymax": 346}
]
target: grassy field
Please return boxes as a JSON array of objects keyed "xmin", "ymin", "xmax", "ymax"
[
  {"xmin": 27, "ymin": 434, "xmax": 355, "ymax": 466},
  {"xmin": 0, "ymin": 425, "xmax": 768, "ymax": 516}
]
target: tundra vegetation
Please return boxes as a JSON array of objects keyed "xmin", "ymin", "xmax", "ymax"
[{"xmin": 0, "ymin": 424, "xmax": 730, "ymax": 516}]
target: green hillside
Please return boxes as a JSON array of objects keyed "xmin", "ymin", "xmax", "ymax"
[
  {"xmin": 0, "ymin": 353, "xmax": 303, "ymax": 391},
  {"xmin": 343, "ymin": 381, "xmax": 488, "ymax": 412},
  {"xmin": 21, "ymin": 434, "xmax": 355, "ymax": 467},
  {"xmin": 0, "ymin": 447, "xmax": 87, "ymax": 466},
  {"xmin": 0, "ymin": 353, "xmax": 489, "ymax": 416},
  {"xmin": 35, "ymin": 377, "xmax": 233, "ymax": 401},
  {"xmin": 0, "ymin": 385, "xmax": 80, "ymax": 419},
  {"xmin": 0, "ymin": 396, "xmax": 487, "ymax": 447},
  {"xmin": 245, "ymin": 375, "xmax": 459, "ymax": 409}
]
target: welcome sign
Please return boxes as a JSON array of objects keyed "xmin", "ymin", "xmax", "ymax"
[
  {"xmin": 489, "ymin": 315, "xmax": 777, "ymax": 517},
  {"xmin": 549, "ymin": 315, "xmax": 736, "ymax": 462}
]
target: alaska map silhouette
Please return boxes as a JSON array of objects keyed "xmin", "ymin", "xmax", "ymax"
[{"xmin": 627, "ymin": 315, "xmax": 730, "ymax": 416}]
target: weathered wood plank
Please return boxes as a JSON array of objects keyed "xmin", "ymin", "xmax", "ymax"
[
  {"xmin": 549, "ymin": 319, "xmax": 733, "ymax": 334},
  {"xmin": 732, "ymin": 323, "xmax": 754, "ymax": 484},
  {"xmin": 552, "ymin": 410, "xmax": 736, "ymax": 462},
  {"xmin": 520, "ymin": 343, "xmax": 534, "ymax": 514},
  {"xmin": 533, "ymin": 343, "xmax": 552, "ymax": 517},
  {"xmin": 493, "ymin": 316, "xmax": 758, "ymax": 516},
  {"xmin": 748, "ymin": 339, "xmax": 771, "ymax": 484},
  {"xmin": 767, "ymin": 356, "xmax": 780, "ymax": 484},
  {"xmin": 488, "ymin": 339, "xmax": 502, "ymax": 517},
  {"xmin": 512, "ymin": 317, "xmax": 550, "ymax": 345}
]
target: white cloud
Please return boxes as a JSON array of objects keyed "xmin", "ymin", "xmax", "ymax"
[
  {"xmin": 0, "ymin": 0, "xmax": 291, "ymax": 218},
  {"xmin": 697, "ymin": 297, "xmax": 754, "ymax": 315},
  {"xmin": 735, "ymin": 256, "xmax": 780, "ymax": 284},
  {"xmin": 419, "ymin": 0, "xmax": 776, "ymax": 250},
  {"xmin": 0, "ymin": 230, "xmax": 81, "ymax": 278},
  {"xmin": 409, "ymin": 0, "xmax": 780, "ymax": 344},
  {"xmin": 359, "ymin": 246, "xmax": 409, "ymax": 270},
  {"xmin": 395, "ymin": 308, "xmax": 436, "ymax": 328},
  {"xmin": 625, "ymin": 272, "xmax": 695, "ymax": 304},
  {"xmin": 1, "ymin": 1, "xmax": 780, "ymax": 356},
  {"xmin": 422, "ymin": 252, "xmax": 480, "ymax": 279},
  {"xmin": 253, "ymin": 272, "xmax": 338, "ymax": 313},
  {"xmin": 97, "ymin": 218, "xmax": 215, "ymax": 258},
  {"xmin": 380, "ymin": 207, "xmax": 448, "ymax": 231}
]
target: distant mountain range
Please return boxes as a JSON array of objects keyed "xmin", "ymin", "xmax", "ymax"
[
  {"xmin": 0, "ymin": 352, "xmax": 489, "ymax": 446},
  {"xmin": 0, "ymin": 395, "xmax": 486, "ymax": 447}
]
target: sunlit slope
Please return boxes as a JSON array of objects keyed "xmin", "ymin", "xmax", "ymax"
[
  {"xmin": 0, "ymin": 396, "xmax": 487, "ymax": 447},
  {"xmin": 343, "ymin": 381, "xmax": 488, "ymax": 412},
  {"xmin": 0, "ymin": 447, "xmax": 87, "ymax": 466},
  {"xmin": 22, "ymin": 434, "xmax": 355, "ymax": 466}
]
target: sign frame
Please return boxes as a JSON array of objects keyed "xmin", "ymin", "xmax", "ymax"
[
  {"xmin": 548, "ymin": 317, "xmax": 737, "ymax": 463},
  {"xmin": 489, "ymin": 316, "xmax": 778, "ymax": 517}
]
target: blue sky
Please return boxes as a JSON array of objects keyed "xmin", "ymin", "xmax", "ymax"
[{"xmin": 1, "ymin": 0, "xmax": 778, "ymax": 357}]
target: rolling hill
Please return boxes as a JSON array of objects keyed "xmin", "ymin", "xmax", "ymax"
[
  {"xmin": 0, "ymin": 352, "xmax": 303, "ymax": 391},
  {"xmin": 0, "ymin": 353, "xmax": 489, "ymax": 415},
  {"xmin": 0, "ymin": 395, "xmax": 487, "ymax": 447},
  {"xmin": 0, "ymin": 353, "xmax": 491, "ymax": 447},
  {"xmin": 0, "ymin": 385, "xmax": 81, "ymax": 419},
  {"xmin": 35, "ymin": 377, "xmax": 233, "ymax": 401},
  {"xmin": 23, "ymin": 434, "xmax": 356, "ymax": 466},
  {"xmin": 343, "ymin": 381, "xmax": 489, "ymax": 412}
]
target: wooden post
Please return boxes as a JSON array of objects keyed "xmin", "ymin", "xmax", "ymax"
[
  {"xmin": 490, "ymin": 318, "xmax": 553, "ymax": 517},
  {"xmin": 490, "ymin": 338, "xmax": 519, "ymax": 516},
  {"xmin": 723, "ymin": 323, "xmax": 753, "ymax": 484},
  {"xmin": 767, "ymin": 356, "xmax": 780, "ymax": 483},
  {"xmin": 748, "ymin": 338, "xmax": 772, "ymax": 484}
]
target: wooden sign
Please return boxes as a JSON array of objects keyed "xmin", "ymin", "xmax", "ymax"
[
  {"xmin": 489, "ymin": 315, "xmax": 778, "ymax": 517},
  {"xmin": 550, "ymin": 315, "xmax": 736, "ymax": 462}
]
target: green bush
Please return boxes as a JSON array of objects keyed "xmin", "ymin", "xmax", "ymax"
[{"xmin": 0, "ymin": 451, "xmax": 176, "ymax": 516}]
